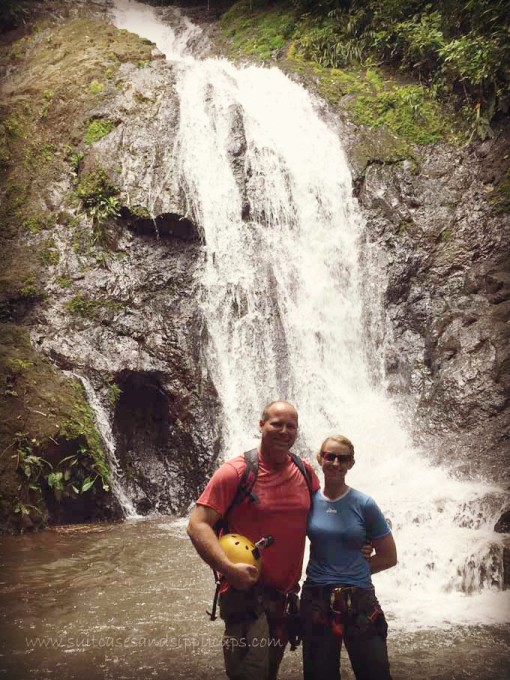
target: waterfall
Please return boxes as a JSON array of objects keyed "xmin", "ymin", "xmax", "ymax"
[
  {"xmin": 76, "ymin": 375, "xmax": 140, "ymax": 519},
  {"xmin": 109, "ymin": 0, "xmax": 510, "ymax": 628}
]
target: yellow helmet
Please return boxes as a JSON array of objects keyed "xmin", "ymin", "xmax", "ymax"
[{"xmin": 218, "ymin": 533, "xmax": 261, "ymax": 571}]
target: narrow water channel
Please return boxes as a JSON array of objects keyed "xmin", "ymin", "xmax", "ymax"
[{"xmin": 0, "ymin": 518, "xmax": 508, "ymax": 680}]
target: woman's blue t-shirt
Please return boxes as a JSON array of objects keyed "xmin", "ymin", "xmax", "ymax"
[{"xmin": 306, "ymin": 487, "xmax": 391, "ymax": 588}]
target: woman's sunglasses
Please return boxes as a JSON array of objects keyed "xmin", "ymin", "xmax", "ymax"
[{"xmin": 321, "ymin": 452, "xmax": 353, "ymax": 463}]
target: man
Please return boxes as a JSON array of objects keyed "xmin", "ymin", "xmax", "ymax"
[{"xmin": 187, "ymin": 400, "xmax": 320, "ymax": 680}]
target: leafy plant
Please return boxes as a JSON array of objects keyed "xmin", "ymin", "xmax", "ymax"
[
  {"xmin": 89, "ymin": 79, "xmax": 105, "ymax": 95},
  {"xmin": 75, "ymin": 168, "xmax": 121, "ymax": 241},
  {"xmin": 47, "ymin": 450, "xmax": 109, "ymax": 500},
  {"xmin": 84, "ymin": 119, "xmax": 116, "ymax": 144},
  {"xmin": 39, "ymin": 89, "xmax": 54, "ymax": 119},
  {"xmin": 56, "ymin": 276, "xmax": 72, "ymax": 289},
  {"xmin": 67, "ymin": 150, "xmax": 84, "ymax": 176},
  {"xmin": 14, "ymin": 440, "xmax": 52, "ymax": 493},
  {"xmin": 14, "ymin": 502, "xmax": 43, "ymax": 517},
  {"xmin": 65, "ymin": 295, "xmax": 102, "ymax": 317},
  {"xmin": 39, "ymin": 239, "xmax": 60, "ymax": 266},
  {"xmin": 14, "ymin": 434, "xmax": 109, "ymax": 505},
  {"xmin": 87, "ymin": 195, "xmax": 121, "ymax": 228},
  {"xmin": 107, "ymin": 383, "xmax": 122, "ymax": 406},
  {"xmin": 260, "ymin": 0, "xmax": 510, "ymax": 138}
]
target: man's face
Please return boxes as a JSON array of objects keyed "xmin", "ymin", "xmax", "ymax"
[{"xmin": 259, "ymin": 402, "xmax": 298, "ymax": 465}]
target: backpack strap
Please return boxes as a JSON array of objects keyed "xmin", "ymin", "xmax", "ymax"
[
  {"xmin": 235, "ymin": 448, "xmax": 260, "ymax": 506},
  {"xmin": 289, "ymin": 451, "xmax": 314, "ymax": 502},
  {"xmin": 219, "ymin": 449, "xmax": 312, "ymax": 533},
  {"xmin": 213, "ymin": 448, "xmax": 260, "ymax": 537}
]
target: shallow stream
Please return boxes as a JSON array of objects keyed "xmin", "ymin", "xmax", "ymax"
[{"xmin": 1, "ymin": 518, "xmax": 509, "ymax": 680}]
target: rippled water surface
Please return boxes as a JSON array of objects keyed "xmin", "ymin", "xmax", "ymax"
[{"xmin": 1, "ymin": 518, "xmax": 509, "ymax": 680}]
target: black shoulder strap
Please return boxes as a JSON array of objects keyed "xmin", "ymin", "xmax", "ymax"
[
  {"xmin": 214, "ymin": 448, "xmax": 259, "ymax": 536},
  {"xmin": 237, "ymin": 448, "xmax": 260, "ymax": 506},
  {"xmin": 289, "ymin": 451, "xmax": 314, "ymax": 501}
]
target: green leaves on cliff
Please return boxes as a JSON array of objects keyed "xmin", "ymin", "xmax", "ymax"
[
  {"xmin": 84, "ymin": 119, "xmax": 116, "ymax": 145},
  {"xmin": 15, "ymin": 436, "xmax": 109, "ymax": 505},
  {"xmin": 76, "ymin": 169, "xmax": 121, "ymax": 240},
  {"xmin": 289, "ymin": 0, "xmax": 510, "ymax": 138},
  {"xmin": 220, "ymin": 1, "xmax": 294, "ymax": 59},
  {"xmin": 223, "ymin": 1, "xmax": 510, "ymax": 139},
  {"xmin": 1, "ymin": 325, "xmax": 111, "ymax": 530}
]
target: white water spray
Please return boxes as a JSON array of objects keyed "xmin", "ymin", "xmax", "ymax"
[
  {"xmin": 109, "ymin": 0, "xmax": 510, "ymax": 628},
  {"xmin": 77, "ymin": 375, "xmax": 140, "ymax": 519}
]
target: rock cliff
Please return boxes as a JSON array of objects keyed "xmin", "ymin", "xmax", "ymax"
[
  {"xmin": 0, "ymin": 0, "xmax": 508, "ymax": 533},
  {"xmin": 351, "ymin": 134, "xmax": 510, "ymax": 483}
]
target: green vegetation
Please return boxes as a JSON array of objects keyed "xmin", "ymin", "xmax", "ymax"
[
  {"xmin": 107, "ymin": 383, "xmax": 122, "ymax": 407},
  {"xmin": 39, "ymin": 89, "xmax": 54, "ymax": 119},
  {"xmin": 220, "ymin": 0, "xmax": 510, "ymax": 143},
  {"xmin": 129, "ymin": 204, "xmax": 151, "ymax": 219},
  {"xmin": 0, "ymin": 326, "xmax": 109, "ymax": 531},
  {"xmin": 352, "ymin": 85, "xmax": 445, "ymax": 145},
  {"xmin": 39, "ymin": 239, "xmax": 60, "ymax": 266},
  {"xmin": 83, "ymin": 119, "xmax": 116, "ymax": 144},
  {"xmin": 18, "ymin": 277, "xmax": 40, "ymax": 299},
  {"xmin": 75, "ymin": 168, "xmax": 121, "ymax": 241},
  {"xmin": 492, "ymin": 170, "xmax": 510, "ymax": 214},
  {"xmin": 14, "ymin": 393, "xmax": 110, "ymax": 507},
  {"xmin": 221, "ymin": 1, "xmax": 296, "ymax": 59},
  {"xmin": 67, "ymin": 150, "xmax": 84, "ymax": 176},
  {"xmin": 291, "ymin": 0, "xmax": 509, "ymax": 137},
  {"xmin": 65, "ymin": 294, "xmax": 102, "ymax": 317},
  {"xmin": 22, "ymin": 213, "xmax": 55, "ymax": 234},
  {"xmin": 89, "ymin": 79, "xmax": 105, "ymax": 95},
  {"xmin": 65, "ymin": 294, "xmax": 124, "ymax": 320},
  {"xmin": 56, "ymin": 276, "xmax": 72, "ymax": 289}
]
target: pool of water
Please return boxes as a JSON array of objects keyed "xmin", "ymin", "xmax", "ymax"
[{"xmin": 0, "ymin": 518, "xmax": 508, "ymax": 679}]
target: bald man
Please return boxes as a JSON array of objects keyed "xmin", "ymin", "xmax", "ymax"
[{"xmin": 188, "ymin": 401, "xmax": 320, "ymax": 680}]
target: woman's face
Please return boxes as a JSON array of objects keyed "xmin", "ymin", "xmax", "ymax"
[{"xmin": 319, "ymin": 439, "xmax": 354, "ymax": 481}]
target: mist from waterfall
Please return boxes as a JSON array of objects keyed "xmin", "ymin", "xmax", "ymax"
[{"xmin": 110, "ymin": 0, "xmax": 510, "ymax": 629}]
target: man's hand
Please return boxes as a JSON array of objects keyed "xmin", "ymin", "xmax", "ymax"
[
  {"xmin": 187, "ymin": 505, "xmax": 260, "ymax": 589},
  {"xmin": 223, "ymin": 562, "xmax": 259, "ymax": 590}
]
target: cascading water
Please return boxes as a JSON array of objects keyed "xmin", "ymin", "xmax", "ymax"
[
  {"xmin": 110, "ymin": 0, "xmax": 510, "ymax": 629},
  {"xmin": 77, "ymin": 375, "xmax": 140, "ymax": 519}
]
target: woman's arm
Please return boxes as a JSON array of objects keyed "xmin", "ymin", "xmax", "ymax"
[{"xmin": 369, "ymin": 534, "xmax": 397, "ymax": 574}]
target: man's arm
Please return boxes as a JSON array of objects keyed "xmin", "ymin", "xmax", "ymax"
[
  {"xmin": 187, "ymin": 504, "xmax": 259, "ymax": 590},
  {"xmin": 369, "ymin": 533, "xmax": 397, "ymax": 575}
]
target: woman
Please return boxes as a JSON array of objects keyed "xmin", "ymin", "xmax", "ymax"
[{"xmin": 301, "ymin": 435, "xmax": 397, "ymax": 680}]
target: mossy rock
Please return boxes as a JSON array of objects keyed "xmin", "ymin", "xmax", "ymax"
[
  {"xmin": 348, "ymin": 126, "xmax": 412, "ymax": 177},
  {"xmin": 0, "ymin": 324, "xmax": 113, "ymax": 533}
]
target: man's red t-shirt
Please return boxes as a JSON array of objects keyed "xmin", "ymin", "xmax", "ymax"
[{"xmin": 197, "ymin": 451, "xmax": 320, "ymax": 593}]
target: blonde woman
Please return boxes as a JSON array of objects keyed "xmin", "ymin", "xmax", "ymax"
[{"xmin": 301, "ymin": 435, "xmax": 397, "ymax": 680}]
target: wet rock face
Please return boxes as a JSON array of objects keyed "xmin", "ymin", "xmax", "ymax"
[
  {"xmin": 495, "ymin": 510, "xmax": 510, "ymax": 534},
  {"xmin": 355, "ymin": 133, "xmax": 510, "ymax": 481},
  {"xmin": 30, "ymin": 56, "xmax": 222, "ymax": 517},
  {"xmin": 35, "ymin": 219, "xmax": 221, "ymax": 515},
  {"xmin": 112, "ymin": 370, "xmax": 213, "ymax": 514}
]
